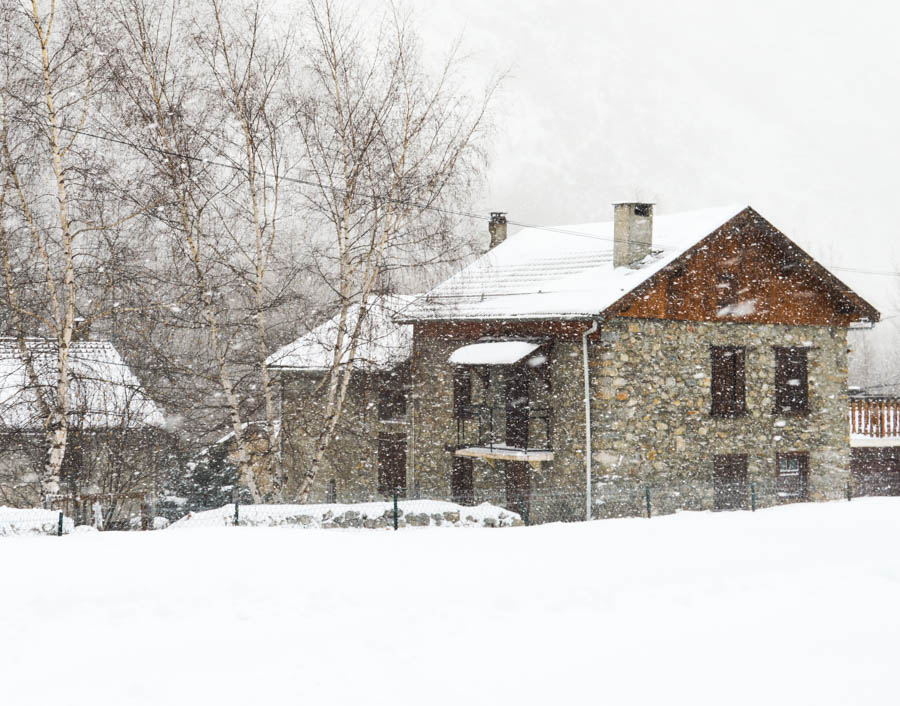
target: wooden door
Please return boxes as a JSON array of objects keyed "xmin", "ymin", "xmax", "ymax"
[
  {"xmin": 451, "ymin": 456, "xmax": 475, "ymax": 505},
  {"xmin": 505, "ymin": 366, "xmax": 529, "ymax": 449},
  {"xmin": 504, "ymin": 460, "xmax": 530, "ymax": 521},
  {"xmin": 377, "ymin": 434, "xmax": 407, "ymax": 497},
  {"xmin": 713, "ymin": 454, "xmax": 748, "ymax": 511}
]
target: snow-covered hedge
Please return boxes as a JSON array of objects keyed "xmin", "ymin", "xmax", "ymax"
[
  {"xmin": 0, "ymin": 507, "xmax": 73, "ymax": 537},
  {"xmin": 170, "ymin": 500, "xmax": 522, "ymax": 530}
]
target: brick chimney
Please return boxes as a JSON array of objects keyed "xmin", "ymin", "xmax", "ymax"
[
  {"xmin": 488, "ymin": 212, "xmax": 507, "ymax": 248},
  {"xmin": 613, "ymin": 202, "xmax": 654, "ymax": 267}
]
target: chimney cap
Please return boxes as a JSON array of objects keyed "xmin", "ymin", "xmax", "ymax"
[{"xmin": 489, "ymin": 211, "xmax": 507, "ymax": 223}]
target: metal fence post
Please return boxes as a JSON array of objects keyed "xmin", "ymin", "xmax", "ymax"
[
  {"xmin": 234, "ymin": 500, "xmax": 239, "ymax": 526},
  {"xmin": 846, "ymin": 481, "xmax": 852, "ymax": 501},
  {"xmin": 644, "ymin": 486, "xmax": 651, "ymax": 518},
  {"xmin": 393, "ymin": 493, "xmax": 399, "ymax": 531},
  {"xmin": 750, "ymin": 482, "xmax": 756, "ymax": 512},
  {"xmin": 57, "ymin": 511, "xmax": 63, "ymax": 537}
]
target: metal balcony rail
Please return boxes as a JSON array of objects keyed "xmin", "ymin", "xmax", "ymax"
[{"xmin": 456, "ymin": 404, "xmax": 552, "ymax": 452}]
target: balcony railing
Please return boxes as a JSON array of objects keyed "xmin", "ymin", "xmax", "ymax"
[
  {"xmin": 456, "ymin": 404, "xmax": 552, "ymax": 452},
  {"xmin": 850, "ymin": 397, "xmax": 900, "ymax": 438}
]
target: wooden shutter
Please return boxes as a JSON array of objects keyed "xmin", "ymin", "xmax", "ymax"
[
  {"xmin": 711, "ymin": 346, "xmax": 745, "ymax": 416},
  {"xmin": 453, "ymin": 367, "xmax": 472, "ymax": 419},
  {"xmin": 377, "ymin": 434, "xmax": 407, "ymax": 496},
  {"xmin": 775, "ymin": 348, "xmax": 809, "ymax": 414},
  {"xmin": 451, "ymin": 456, "xmax": 474, "ymax": 506}
]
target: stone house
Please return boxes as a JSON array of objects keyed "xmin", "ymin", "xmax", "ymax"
[
  {"xmin": 0, "ymin": 338, "xmax": 169, "ymax": 527},
  {"xmin": 267, "ymin": 295, "xmax": 415, "ymax": 502},
  {"xmin": 398, "ymin": 204, "xmax": 879, "ymax": 522}
]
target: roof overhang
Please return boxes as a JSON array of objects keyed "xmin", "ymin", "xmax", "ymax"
[{"xmin": 448, "ymin": 341, "xmax": 541, "ymax": 366}]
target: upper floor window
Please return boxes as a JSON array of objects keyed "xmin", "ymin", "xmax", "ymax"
[
  {"xmin": 774, "ymin": 347, "xmax": 809, "ymax": 414},
  {"xmin": 377, "ymin": 384, "xmax": 406, "ymax": 421},
  {"xmin": 710, "ymin": 346, "xmax": 746, "ymax": 417}
]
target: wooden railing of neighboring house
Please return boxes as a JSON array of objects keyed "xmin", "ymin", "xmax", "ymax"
[{"xmin": 850, "ymin": 397, "xmax": 900, "ymax": 438}]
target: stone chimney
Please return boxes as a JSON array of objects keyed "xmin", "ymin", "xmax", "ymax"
[
  {"xmin": 488, "ymin": 211, "xmax": 507, "ymax": 249},
  {"xmin": 613, "ymin": 202, "xmax": 654, "ymax": 267}
]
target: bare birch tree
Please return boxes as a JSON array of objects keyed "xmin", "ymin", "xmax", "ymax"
[
  {"xmin": 291, "ymin": 0, "xmax": 497, "ymax": 501},
  {"xmin": 0, "ymin": 0, "xmax": 151, "ymax": 505},
  {"xmin": 104, "ymin": 0, "xmax": 303, "ymax": 502}
]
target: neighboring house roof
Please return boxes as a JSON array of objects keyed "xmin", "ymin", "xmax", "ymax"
[
  {"xmin": 398, "ymin": 205, "xmax": 878, "ymax": 323},
  {"xmin": 266, "ymin": 295, "xmax": 416, "ymax": 372},
  {"xmin": 0, "ymin": 339, "xmax": 165, "ymax": 430}
]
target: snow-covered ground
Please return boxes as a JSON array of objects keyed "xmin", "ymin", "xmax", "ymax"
[{"xmin": 2, "ymin": 499, "xmax": 899, "ymax": 705}]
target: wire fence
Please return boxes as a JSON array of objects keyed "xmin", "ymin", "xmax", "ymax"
[{"xmin": 2, "ymin": 475, "xmax": 898, "ymax": 535}]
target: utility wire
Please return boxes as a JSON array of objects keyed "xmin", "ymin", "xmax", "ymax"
[{"xmin": 7, "ymin": 114, "xmax": 900, "ymax": 277}]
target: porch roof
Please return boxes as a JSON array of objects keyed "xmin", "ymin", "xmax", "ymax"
[{"xmin": 448, "ymin": 341, "xmax": 541, "ymax": 366}]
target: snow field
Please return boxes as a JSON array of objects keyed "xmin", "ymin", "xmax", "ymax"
[{"xmin": 1, "ymin": 499, "xmax": 898, "ymax": 705}]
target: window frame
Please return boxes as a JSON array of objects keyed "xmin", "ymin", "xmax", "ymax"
[
  {"xmin": 710, "ymin": 345, "xmax": 746, "ymax": 417},
  {"xmin": 776, "ymin": 451, "xmax": 809, "ymax": 501}
]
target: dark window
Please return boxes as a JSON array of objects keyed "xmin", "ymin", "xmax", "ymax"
[
  {"xmin": 716, "ymin": 272, "xmax": 737, "ymax": 310},
  {"xmin": 451, "ymin": 456, "xmax": 474, "ymax": 506},
  {"xmin": 774, "ymin": 347, "xmax": 809, "ymax": 414},
  {"xmin": 710, "ymin": 346, "xmax": 746, "ymax": 417},
  {"xmin": 377, "ymin": 434, "xmax": 407, "ymax": 497},
  {"xmin": 453, "ymin": 367, "xmax": 472, "ymax": 419},
  {"xmin": 776, "ymin": 452, "xmax": 809, "ymax": 501},
  {"xmin": 713, "ymin": 454, "xmax": 748, "ymax": 511},
  {"xmin": 326, "ymin": 479, "xmax": 337, "ymax": 504},
  {"xmin": 377, "ymin": 383, "xmax": 406, "ymax": 421}
]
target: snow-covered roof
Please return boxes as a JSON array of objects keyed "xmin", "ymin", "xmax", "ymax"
[
  {"xmin": 266, "ymin": 295, "xmax": 416, "ymax": 372},
  {"xmin": 0, "ymin": 339, "xmax": 165, "ymax": 430},
  {"xmin": 399, "ymin": 205, "xmax": 751, "ymax": 321}
]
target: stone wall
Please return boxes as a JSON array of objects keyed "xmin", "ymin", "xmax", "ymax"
[
  {"xmin": 410, "ymin": 333, "xmax": 588, "ymax": 523},
  {"xmin": 590, "ymin": 318, "xmax": 850, "ymax": 517},
  {"xmin": 279, "ymin": 371, "xmax": 409, "ymax": 502},
  {"xmin": 409, "ymin": 318, "xmax": 851, "ymax": 523}
]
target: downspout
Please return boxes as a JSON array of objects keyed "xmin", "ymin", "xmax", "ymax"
[{"xmin": 582, "ymin": 320, "xmax": 599, "ymax": 522}]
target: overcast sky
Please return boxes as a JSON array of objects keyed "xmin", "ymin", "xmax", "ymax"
[{"xmin": 406, "ymin": 0, "xmax": 900, "ymax": 314}]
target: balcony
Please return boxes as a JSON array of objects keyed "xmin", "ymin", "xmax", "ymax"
[
  {"xmin": 455, "ymin": 404, "xmax": 553, "ymax": 462},
  {"xmin": 850, "ymin": 397, "xmax": 900, "ymax": 447}
]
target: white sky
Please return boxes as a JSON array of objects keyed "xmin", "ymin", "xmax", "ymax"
[{"xmin": 407, "ymin": 0, "xmax": 900, "ymax": 313}]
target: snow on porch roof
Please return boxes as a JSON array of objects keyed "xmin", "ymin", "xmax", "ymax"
[
  {"xmin": 448, "ymin": 341, "xmax": 541, "ymax": 366},
  {"xmin": 398, "ymin": 205, "xmax": 749, "ymax": 322}
]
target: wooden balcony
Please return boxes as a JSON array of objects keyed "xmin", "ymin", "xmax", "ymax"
[{"xmin": 850, "ymin": 397, "xmax": 900, "ymax": 447}]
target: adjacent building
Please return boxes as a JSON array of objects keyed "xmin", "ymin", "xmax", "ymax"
[
  {"xmin": 267, "ymin": 295, "xmax": 415, "ymax": 502},
  {"xmin": 0, "ymin": 338, "xmax": 168, "ymax": 527}
]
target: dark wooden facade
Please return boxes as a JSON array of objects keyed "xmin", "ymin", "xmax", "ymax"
[{"xmin": 614, "ymin": 209, "xmax": 877, "ymax": 327}]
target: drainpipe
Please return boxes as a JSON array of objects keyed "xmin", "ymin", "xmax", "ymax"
[{"xmin": 582, "ymin": 320, "xmax": 599, "ymax": 522}]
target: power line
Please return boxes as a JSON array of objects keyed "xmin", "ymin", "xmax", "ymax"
[{"xmin": 7, "ymin": 114, "xmax": 900, "ymax": 277}]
